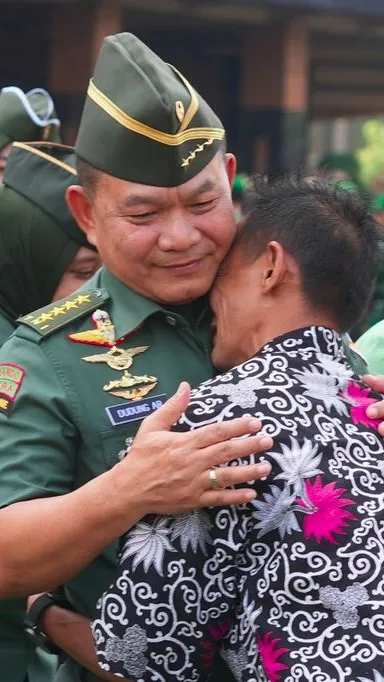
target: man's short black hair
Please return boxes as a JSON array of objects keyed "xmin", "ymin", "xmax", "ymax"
[
  {"xmin": 237, "ymin": 175, "xmax": 380, "ymax": 332},
  {"xmin": 76, "ymin": 157, "xmax": 101, "ymax": 195}
]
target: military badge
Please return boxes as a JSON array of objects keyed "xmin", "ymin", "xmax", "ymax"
[
  {"xmin": 69, "ymin": 309, "xmax": 117, "ymax": 347},
  {"xmin": 70, "ymin": 310, "xmax": 158, "ymax": 400},
  {"xmin": 0, "ymin": 363, "xmax": 26, "ymax": 416},
  {"xmin": 83, "ymin": 346, "xmax": 150, "ymax": 372},
  {"xmin": 104, "ymin": 370, "xmax": 157, "ymax": 400}
]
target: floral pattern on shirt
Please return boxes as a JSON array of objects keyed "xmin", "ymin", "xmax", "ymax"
[{"xmin": 92, "ymin": 327, "xmax": 384, "ymax": 682}]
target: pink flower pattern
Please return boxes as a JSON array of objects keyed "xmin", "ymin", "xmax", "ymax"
[
  {"xmin": 343, "ymin": 381, "xmax": 382, "ymax": 430},
  {"xmin": 257, "ymin": 632, "xmax": 289, "ymax": 682},
  {"xmin": 298, "ymin": 476, "xmax": 356, "ymax": 544}
]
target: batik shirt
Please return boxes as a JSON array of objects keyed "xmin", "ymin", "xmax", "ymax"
[{"xmin": 92, "ymin": 327, "xmax": 384, "ymax": 682}]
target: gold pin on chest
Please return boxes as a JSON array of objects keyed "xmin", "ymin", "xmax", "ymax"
[
  {"xmin": 82, "ymin": 345, "xmax": 150, "ymax": 371},
  {"xmin": 72, "ymin": 309, "xmax": 158, "ymax": 399}
]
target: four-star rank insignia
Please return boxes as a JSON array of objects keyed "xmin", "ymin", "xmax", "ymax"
[{"xmin": 69, "ymin": 309, "xmax": 157, "ymax": 400}]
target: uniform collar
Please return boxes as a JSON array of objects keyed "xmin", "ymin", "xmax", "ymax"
[
  {"xmin": 81, "ymin": 267, "xmax": 210, "ymax": 340},
  {"xmin": 98, "ymin": 267, "xmax": 163, "ymax": 339}
]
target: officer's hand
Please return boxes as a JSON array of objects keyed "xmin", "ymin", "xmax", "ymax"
[
  {"xmin": 363, "ymin": 374, "xmax": 384, "ymax": 436},
  {"xmin": 117, "ymin": 382, "xmax": 273, "ymax": 515}
]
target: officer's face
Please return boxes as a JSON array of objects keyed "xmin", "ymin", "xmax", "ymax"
[{"xmin": 68, "ymin": 152, "xmax": 237, "ymax": 304}]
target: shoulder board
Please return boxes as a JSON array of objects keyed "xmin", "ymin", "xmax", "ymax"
[{"xmin": 18, "ymin": 289, "xmax": 110, "ymax": 337}]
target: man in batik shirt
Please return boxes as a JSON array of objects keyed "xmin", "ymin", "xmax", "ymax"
[{"xmin": 91, "ymin": 177, "xmax": 383, "ymax": 682}]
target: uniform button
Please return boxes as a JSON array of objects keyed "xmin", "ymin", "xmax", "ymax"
[
  {"xmin": 166, "ymin": 315, "xmax": 177, "ymax": 326},
  {"xmin": 95, "ymin": 289, "xmax": 103, "ymax": 297}
]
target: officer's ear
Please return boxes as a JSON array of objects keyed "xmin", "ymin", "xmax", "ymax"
[
  {"xmin": 225, "ymin": 153, "xmax": 237, "ymax": 188},
  {"xmin": 66, "ymin": 185, "xmax": 97, "ymax": 248}
]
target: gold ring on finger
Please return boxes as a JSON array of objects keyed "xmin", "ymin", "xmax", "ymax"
[{"xmin": 208, "ymin": 467, "xmax": 220, "ymax": 490}]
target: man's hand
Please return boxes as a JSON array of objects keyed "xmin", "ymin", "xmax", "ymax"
[
  {"xmin": 112, "ymin": 382, "xmax": 273, "ymax": 517},
  {"xmin": 0, "ymin": 383, "xmax": 272, "ymax": 598},
  {"xmin": 363, "ymin": 374, "xmax": 384, "ymax": 436}
]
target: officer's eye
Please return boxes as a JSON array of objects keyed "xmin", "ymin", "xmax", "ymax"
[
  {"xmin": 191, "ymin": 199, "xmax": 215, "ymax": 210},
  {"xmin": 129, "ymin": 210, "xmax": 157, "ymax": 221}
]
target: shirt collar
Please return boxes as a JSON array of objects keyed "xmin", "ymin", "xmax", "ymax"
[
  {"xmin": 95, "ymin": 267, "xmax": 210, "ymax": 340},
  {"xmin": 97, "ymin": 267, "xmax": 162, "ymax": 339},
  {"xmin": 260, "ymin": 326, "xmax": 345, "ymax": 360}
]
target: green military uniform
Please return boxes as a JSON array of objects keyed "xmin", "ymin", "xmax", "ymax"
[
  {"xmin": 0, "ymin": 87, "xmax": 61, "ymax": 153},
  {"xmin": 0, "ymin": 33, "xmax": 234, "ymax": 682},
  {"xmin": 0, "ymin": 273, "xmax": 214, "ymax": 681},
  {"xmin": 0, "ymin": 142, "xmax": 96, "ymax": 682},
  {"xmin": 356, "ymin": 320, "xmax": 384, "ymax": 374}
]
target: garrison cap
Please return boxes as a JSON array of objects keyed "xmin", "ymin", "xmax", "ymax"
[
  {"xmin": 0, "ymin": 87, "xmax": 61, "ymax": 153},
  {"xmin": 4, "ymin": 142, "xmax": 94, "ymax": 249},
  {"xmin": 76, "ymin": 33, "xmax": 226, "ymax": 187}
]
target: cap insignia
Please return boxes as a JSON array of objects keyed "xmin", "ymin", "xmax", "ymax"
[
  {"xmin": 181, "ymin": 138, "xmax": 214, "ymax": 168},
  {"xmin": 175, "ymin": 100, "xmax": 185, "ymax": 124}
]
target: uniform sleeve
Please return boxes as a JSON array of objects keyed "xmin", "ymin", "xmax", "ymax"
[{"xmin": 0, "ymin": 332, "xmax": 78, "ymax": 508}]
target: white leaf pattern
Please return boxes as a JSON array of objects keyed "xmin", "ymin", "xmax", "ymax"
[
  {"xmin": 119, "ymin": 517, "xmax": 175, "ymax": 575},
  {"xmin": 169, "ymin": 509, "xmax": 213, "ymax": 554}
]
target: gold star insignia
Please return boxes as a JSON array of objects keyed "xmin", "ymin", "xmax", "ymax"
[
  {"xmin": 75, "ymin": 295, "xmax": 91, "ymax": 305},
  {"xmin": 52, "ymin": 306, "xmax": 66, "ymax": 316},
  {"xmin": 0, "ymin": 398, "xmax": 9, "ymax": 410},
  {"xmin": 62, "ymin": 300, "xmax": 79, "ymax": 311},
  {"xmin": 34, "ymin": 312, "xmax": 54, "ymax": 324}
]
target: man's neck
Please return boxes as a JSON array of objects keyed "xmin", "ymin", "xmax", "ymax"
[{"xmin": 251, "ymin": 307, "xmax": 340, "ymax": 358}]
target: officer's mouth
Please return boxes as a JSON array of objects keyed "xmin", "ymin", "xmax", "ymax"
[{"xmin": 161, "ymin": 258, "xmax": 204, "ymax": 274}]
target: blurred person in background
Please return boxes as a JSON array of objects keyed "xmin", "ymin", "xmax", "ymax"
[
  {"xmin": 232, "ymin": 173, "xmax": 249, "ymax": 222},
  {"xmin": 316, "ymin": 152, "xmax": 363, "ymax": 194},
  {"xmin": 0, "ymin": 87, "xmax": 61, "ymax": 182},
  {"xmin": 0, "ymin": 141, "xmax": 100, "ymax": 682}
]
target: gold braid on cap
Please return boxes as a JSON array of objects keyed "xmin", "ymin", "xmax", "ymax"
[
  {"xmin": 87, "ymin": 79, "xmax": 225, "ymax": 147},
  {"xmin": 12, "ymin": 142, "xmax": 77, "ymax": 175}
]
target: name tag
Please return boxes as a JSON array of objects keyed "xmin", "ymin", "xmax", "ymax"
[{"xmin": 106, "ymin": 394, "xmax": 168, "ymax": 426}]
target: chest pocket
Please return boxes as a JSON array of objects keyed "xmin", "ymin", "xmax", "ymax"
[
  {"xmin": 99, "ymin": 392, "xmax": 168, "ymax": 468},
  {"xmin": 100, "ymin": 424, "xmax": 138, "ymax": 469}
]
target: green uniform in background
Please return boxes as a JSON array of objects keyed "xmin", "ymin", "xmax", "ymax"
[
  {"xmin": 0, "ymin": 142, "xmax": 97, "ymax": 682},
  {"xmin": 356, "ymin": 320, "xmax": 384, "ymax": 375}
]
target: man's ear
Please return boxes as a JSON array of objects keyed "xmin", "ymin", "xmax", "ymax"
[
  {"xmin": 260, "ymin": 241, "xmax": 286, "ymax": 294},
  {"xmin": 66, "ymin": 185, "xmax": 98, "ymax": 248},
  {"xmin": 225, "ymin": 153, "xmax": 237, "ymax": 187}
]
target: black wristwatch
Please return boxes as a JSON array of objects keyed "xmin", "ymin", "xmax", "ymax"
[{"xmin": 23, "ymin": 592, "xmax": 71, "ymax": 655}]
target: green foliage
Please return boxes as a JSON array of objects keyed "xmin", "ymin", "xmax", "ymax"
[{"xmin": 357, "ymin": 119, "xmax": 384, "ymax": 189}]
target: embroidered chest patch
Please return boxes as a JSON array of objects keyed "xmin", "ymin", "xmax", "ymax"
[{"xmin": 0, "ymin": 363, "xmax": 25, "ymax": 415}]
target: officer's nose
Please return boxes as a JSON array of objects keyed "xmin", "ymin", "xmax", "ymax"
[{"xmin": 158, "ymin": 215, "xmax": 201, "ymax": 252}]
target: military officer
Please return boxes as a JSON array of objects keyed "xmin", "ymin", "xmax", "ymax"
[
  {"xmin": 0, "ymin": 34, "xmax": 272, "ymax": 682},
  {"xmin": 0, "ymin": 142, "xmax": 100, "ymax": 682},
  {"xmin": 0, "ymin": 87, "xmax": 61, "ymax": 181}
]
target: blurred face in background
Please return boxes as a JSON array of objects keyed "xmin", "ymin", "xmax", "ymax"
[{"xmin": 52, "ymin": 246, "xmax": 101, "ymax": 300}]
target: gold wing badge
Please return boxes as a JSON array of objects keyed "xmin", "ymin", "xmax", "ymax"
[{"xmin": 69, "ymin": 309, "xmax": 157, "ymax": 400}]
